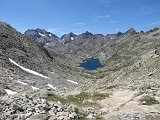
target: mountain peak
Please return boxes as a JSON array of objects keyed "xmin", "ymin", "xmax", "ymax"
[
  {"xmin": 24, "ymin": 28, "xmax": 59, "ymax": 45},
  {"xmin": 84, "ymin": 31, "xmax": 93, "ymax": 35},
  {"xmin": 78, "ymin": 31, "xmax": 93, "ymax": 39},
  {"xmin": 125, "ymin": 27, "xmax": 137, "ymax": 35},
  {"xmin": 35, "ymin": 28, "xmax": 47, "ymax": 33},
  {"xmin": 61, "ymin": 32, "xmax": 77, "ymax": 44},
  {"xmin": 69, "ymin": 32, "xmax": 75, "ymax": 35}
]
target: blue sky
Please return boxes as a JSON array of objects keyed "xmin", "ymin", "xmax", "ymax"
[{"xmin": 0, "ymin": 0, "xmax": 160, "ymax": 37}]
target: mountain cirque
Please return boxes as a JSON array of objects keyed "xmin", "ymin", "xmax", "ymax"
[{"xmin": 0, "ymin": 22, "xmax": 160, "ymax": 119}]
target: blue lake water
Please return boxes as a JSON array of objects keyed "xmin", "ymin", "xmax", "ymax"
[{"xmin": 80, "ymin": 58, "xmax": 103, "ymax": 70}]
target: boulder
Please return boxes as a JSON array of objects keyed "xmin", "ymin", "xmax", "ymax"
[
  {"xmin": 12, "ymin": 104, "xmax": 24, "ymax": 112},
  {"xmin": 86, "ymin": 113, "xmax": 95, "ymax": 119},
  {"xmin": 156, "ymin": 90, "xmax": 160, "ymax": 97},
  {"xmin": 30, "ymin": 113, "xmax": 48, "ymax": 120}
]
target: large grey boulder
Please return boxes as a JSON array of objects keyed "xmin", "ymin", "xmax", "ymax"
[{"xmin": 30, "ymin": 113, "xmax": 48, "ymax": 120}]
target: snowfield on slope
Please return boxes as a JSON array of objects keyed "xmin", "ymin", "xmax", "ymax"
[
  {"xmin": 9, "ymin": 58, "xmax": 49, "ymax": 79},
  {"xmin": 31, "ymin": 86, "xmax": 39, "ymax": 90},
  {"xmin": 47, "ymin": 84, "xmax": 56, "ymax": 90},
  {"xmin": 67, "ymin": 80, "xmax": 78, "ymax": 85},
  {"xmin": 17, "ymin": 80, "xmax": 27, "ymax": 85},
  {"xmin": 39, "ymin": 32, "xmax": 46, "ymax": 37},
  {"xmin": 4, "ymin": 89, "xmax": 17, "ymax": 95}
]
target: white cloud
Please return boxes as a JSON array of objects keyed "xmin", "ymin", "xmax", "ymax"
[
  {"xmin": 75, "ymin": 22, "xmax": 85, "ymax": 25},
  {"xmin": 147, "ymin": 21, "xmax": 160, "ymax": 26},
  {"xmin": 98, "ymin": 0, "xmax": 116, "ymax": 6},
  {"xmin": 91, "ymin": 14, "xmax": 110, "ymax": 22},
  {"xmin": 96, "ymin": 15, "xmax": 110, "ymax": 19},
  {"xmin": 107, "ymin": 20, "xmax": 118, "ymax": 24},
  {"xmin": 47, "ymin": 26, "xmax": 85, "ymax": 37},
  {"xmin": 47, "ymin": 27, "xmax": 68, "ymax": 36}
]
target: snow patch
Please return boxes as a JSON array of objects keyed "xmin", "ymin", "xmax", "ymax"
[
  {"xmin": 9, "ymin": 58, "xmax": 49, "ymax": 79},
  {"xmin": 47, "ymin": 84, "xmax": 56, "ymax": 90},
  {"xmin": 67, "ymin": 80, "xmax": 78, "ymax": 85},
  {"xmin": 39, "ymin": 32, "xmax": 46, "ymax": 37},
  {"xmin": 71, "ymin": 37, "xmax": 74, "ymax": 40},
  {"xmin": 31, "ymin": 86, "xmax": 39, "ymax": 90},
  {"xmin": 46, "ymin": 43, "xmax": 49, "ymax": 45},
  {"xmin": 17, "ymin": 80, "xmax": 27, "ymax": 85},
  {"xmin": 4, "ymin": 89, "xmax": 17, "ymax": 95},
  {"xmin": 50, "ymin": 72, "xmax": 54, "ymax": 74},
  {"xmin": 49, "ymin": 34, "xmax": 52, "ymax": 37}
]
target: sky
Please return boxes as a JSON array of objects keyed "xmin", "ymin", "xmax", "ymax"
[{"xmin": 0, "ymin": 0, "xmax": 160, "ymax": 37}]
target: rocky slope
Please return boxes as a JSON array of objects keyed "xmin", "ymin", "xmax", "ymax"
[{"xmin": 0, "ymin": 22, "xmax": 81, "ymax": 96}]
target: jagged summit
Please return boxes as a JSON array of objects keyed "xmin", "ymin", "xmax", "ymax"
[
  {"xmin": 61, "ymin": 32, "xmax": 77, "ymax": 44},
  {"xmin": 24, "ymin": 28, "xmax": 59, "ymax": 45},
  {"xmin": 78, "ymin": 31, "xmax": 94, "ymax": 39},
  {"xmin": 125, "ymin": 27, "xmax": 137, "ymax": 35}
]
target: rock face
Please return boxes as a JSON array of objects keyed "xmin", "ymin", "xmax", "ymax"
[
  {"xmin": 0, "ymin": 22, "xmax": 55, "ymax": 73},
  {"xmin": 0, "ymin": 22, "xmax": 79, "ymax": 94},
  {"xmin": 61, "ymin": 32, "xmax": 77, "ymax": 44},
  {"xmin": 24, "ymin": 28, "xmax": 59, "ymax": 45},
  {"xmin": 125, "ymin": 27, "xmax": 137, "ymax": 35}
]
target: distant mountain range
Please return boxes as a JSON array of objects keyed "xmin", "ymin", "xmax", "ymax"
[{"xmin": 24, "ymin": 27, "xmax": 139, "ymax": 45}]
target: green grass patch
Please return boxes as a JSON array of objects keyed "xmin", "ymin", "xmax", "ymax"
[
  {"xmin": 82, "ymin": 101, "xmax": 102, "ymax": 110},
  {"xmin": 78, "ymin": 112, "xmax": 88, "ymax": 120},
  {"xmin": 81, "ymin": 73, "xmax": 106, "ymax": 79},
  {"xmin": 142, "ymin": 97, "xmax": 159, "ymax": 105},
  {"xmin": 0, "ymin": 105, "xmax": 4, "ymax": 112},
  {"xmin": 46, "ymin": 92, "xmax": 109, "ymax": 106},
  {"xmin": 46, "ymin": 94, "xmax": 69, "ymax": 104},
  {"xmin": 96, "ymin": 116, "xmax": 104, "ymax": 120}
]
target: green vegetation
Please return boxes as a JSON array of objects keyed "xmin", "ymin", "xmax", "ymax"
[
  {"xmin": 72, "ymin": 107, "xmax": 88, "ymax": 120},
  {"xmin": 78, "ymin": 112, "xmax": 88, "ymax": 120},
  {"xmin": 46, "ymin": 92, "xmax": 108, "ymax": 119},
  {"xmin": 96, "ymin": 116, "xmax": 104, "ymax": 120},
  {"xmin": 46, "ymin": 94, "xmax": 69, "ymax": 104},
  {"xmin": 81, "ymin": 71, "xmax": 108, "ymax": 79},
  {"xmin": 0, "ymin": 105, "xmax": 4, "ymax": 112},
  {"xmin": 46, "ymin": 92, "xmax": 109, "ymax": 107},
  {"xmin": 142, "ymin": 97, "xmax": 159, "ymax": 105},
  {"xmin": 82, "ymin": 101, "xmax": 102, "ymax": 110}
]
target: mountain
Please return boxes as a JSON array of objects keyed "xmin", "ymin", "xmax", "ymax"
[
  {"xmin": 78, "ymin": 31, "xmax": 94, "ymax": 39},
  {"xmin": 24, "ymin": 28, "xmax": 59, "ymax": 45},
  {"xmin": 61, "ymin": 32, "xmax": 77, "ymax": 44},
  {"xmin": 0, "ymin": 23, "xmax": 55, "ymax": 74},
  {"xmin": 0, "ymin": 22, "xmax": 79, "ymax": 95},
  {"xmin": 125, "ymin": 27, "xmax": 137, "ymax": 35}
]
